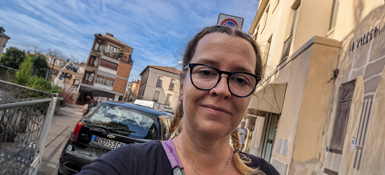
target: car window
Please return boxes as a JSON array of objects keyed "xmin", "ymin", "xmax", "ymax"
[{"xmin": 86, "ymin": 104, "xmax": 157, "ymax": 139}]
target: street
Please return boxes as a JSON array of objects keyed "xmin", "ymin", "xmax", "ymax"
[{"xmin": 38, "ymin": 104, "xmax": 83, "ymax": 175}]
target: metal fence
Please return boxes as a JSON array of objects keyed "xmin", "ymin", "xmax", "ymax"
[
  {"xmin": 0, "ymin": 80, "xmax": 56, "ymax": 175},
  {"xmin": 0, "ymin": 65, "xmax": 17, "ymax": 83}
]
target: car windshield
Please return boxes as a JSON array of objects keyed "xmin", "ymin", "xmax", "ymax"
[{"xmin": 86, "ymin": 104, "xmax": 156, "ymax": 139}]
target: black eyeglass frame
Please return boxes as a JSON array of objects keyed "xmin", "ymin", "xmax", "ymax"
[{"xmin": 184, "ymin": 63, "xmax": 261, "ymax": 98}]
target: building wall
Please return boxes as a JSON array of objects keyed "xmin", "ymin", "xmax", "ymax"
[
  {"xmin": 141, "ymin": 68, "xmax": 180, "ymax": 109},
  {"xmin": 117, "ymin": 62, "xmax": 132, "ymax": 79},
  {"xmin": 248, "ymin": 0, "xmax": 385, "ymax": 174},
  {"xmin": 323, "ymin": 2, "xmax": 385, "ymax": 175},
  {"xmin": 113, "ymin": 77, "xmax": 128, "ymax": 94}
]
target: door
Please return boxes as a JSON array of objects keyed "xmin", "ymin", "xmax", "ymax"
[{"xmin": 261, "ymin": 113, "xmax": 279, "ymax": 162}]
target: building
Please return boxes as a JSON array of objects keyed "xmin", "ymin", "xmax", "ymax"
[
  {"xmin": 46, "ymin": 56, "xmax": 85, "ymax": 103},
  {"xmin": 137, "ymin": 66, "xmax": 181, "ymax": 110},
  {"xmin": 0, "ymin": 27, "xmax": 10, "ymax": 59},
  {"xmin": 244, "ymin": 0, "xmax": 385, "ymax": 175},
  {"xmin": 125, "ymin": 79, "xmax": 141, "ymax": 101},
  {"xmin": 78, "ymin": 33, "xmax": 134, "ymax": 104}
]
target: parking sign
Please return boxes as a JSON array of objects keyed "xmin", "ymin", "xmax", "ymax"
[{"xmin": 217, "ymin": 13, "xmax": 244, "ymax": 30}]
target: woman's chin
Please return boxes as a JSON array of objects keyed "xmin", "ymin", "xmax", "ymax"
[{"xmin": 195, "ymin": 123, "xmax": 233, "ymax": 139}]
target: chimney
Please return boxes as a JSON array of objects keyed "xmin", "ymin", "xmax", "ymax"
[{"xmin": 106, "ymin": 32, "xmax": 114, "ymax": 37}]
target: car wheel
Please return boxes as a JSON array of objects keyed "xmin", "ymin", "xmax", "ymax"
[{"xmin": 58, "ymin": 170, "xmax": 64, "ymax": 175}]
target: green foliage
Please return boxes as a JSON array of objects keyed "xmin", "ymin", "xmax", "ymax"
[
  {"xmin": 15, "ymin": 58, "xmax": 62, "ymax": 93},
  {"xmin": 16, "ymin": 58, "xmax": 33, "ymax": 85},
  {"xmin": 28, "ymin": 54, "xmax": 49, "ymax": 77},
  {"xmin": 0, "ymin": 47, "xmax": 26, "ymax": 69}
]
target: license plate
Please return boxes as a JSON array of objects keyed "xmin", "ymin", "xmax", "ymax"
[{"xmin": 91, "ymin": 135, "xmax": 126, "ymax": 149}]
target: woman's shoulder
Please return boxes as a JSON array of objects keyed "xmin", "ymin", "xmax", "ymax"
[
  {"xmin": 78, "ymin": 141, "xmax": 171, "ymax": 175},
  {"xmin": 240, "ymin": 152, "xmax": 280, "ymax": 175}
]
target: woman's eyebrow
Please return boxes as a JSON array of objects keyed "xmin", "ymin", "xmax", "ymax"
[
  {"xmin": 197, "ymin": 58, "xmax": 253, "ymax": 73},
  {"xmin": 197, "ymin": 59, "xmax": 219, "ymax": 66}
]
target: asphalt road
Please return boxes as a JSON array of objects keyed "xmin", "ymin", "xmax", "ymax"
[{"xmin": 37, "ymin": 104, "xmax": 83, "ymax": 175}]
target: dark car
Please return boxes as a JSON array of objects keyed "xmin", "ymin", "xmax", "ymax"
[{"xmin": 58, "ymin": 101, "xmax": 172, "ymax": 175}]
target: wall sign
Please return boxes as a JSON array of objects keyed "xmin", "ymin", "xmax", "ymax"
[{"xmin": 349, "ymin": 25, "xmax": 381, "ymax": 53}]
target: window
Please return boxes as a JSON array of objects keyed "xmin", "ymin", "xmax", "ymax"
[
  {"xmin": 262, "ymin": 5, "xmax": 270, "ymax": 32},
  {"xmin": 353, "ymin": 95, "xmax": 373, "ymax": 170},
  {"xmin": 94, "ymin": 39, "xmax": 103, "ymax": 51},
  {"xmin": 169, "ymin": 79, "xmax": 175, "ymax": 90},
  {"xmin": 329, "ymin": 0, "xmax": 339, "ymax": 30},
  {"xmin": 88, "ymin": 56, "xmax": 97, "ymax": 67},
  {"xmin": 100, "ymin": 59, "xmax": 118, "ymax": 70},
  {"xmin": 52, "ymin": 69, "xmax": 58, "ymax": 75},
  {"xmin": 156, "ymin": 76, "xmax": 163, "ymax": 88},
  {"xmin": 107, "ymin": 44, "xmax": 120, "ymax": 54},
  {"xmin": 264, "ymin": 35, "xmax": 273, "ymax": 77},
  {"xmin": 253, "ymin": 25, "xmax": 260, "ymax": 41},
  {"xmin": 330, "ymin": 80, "xmax": 356, "ymax": 154},
  {"xmin": 87, "ymin": 104, "xmax": 157, "ymax": 139},
  {"xmin": 165, "ymin": 94, "xmax": 172, "ymax": 105},
  {"xmin": 273, "ymin": 0, "xmax": 280, "ymax": 13},
  {"xmin": 153, "ymin": 91, "xmax": 160, "ymax": 102},
  {"xmin": 280, "ymin": 1, "xmax": 300, "ymax": 62}
]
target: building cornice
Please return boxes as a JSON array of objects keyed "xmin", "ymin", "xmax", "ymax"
[{"xmin": 248, "ymin": 0, "xmax": 270, "ymax": 34}]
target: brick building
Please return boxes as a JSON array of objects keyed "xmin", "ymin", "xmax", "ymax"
[{"xmin": 77, "ymin": 32, "xmax": 133, "ymax": 104}]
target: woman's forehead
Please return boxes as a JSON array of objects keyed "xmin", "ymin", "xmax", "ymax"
[{"xmin": 192, "ymin": 33, "xmax": 256, "ymax": 73}]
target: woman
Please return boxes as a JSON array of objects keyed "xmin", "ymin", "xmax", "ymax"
[{"xmin": 77, "ymin": 26, "xmax": 279, "ymax": 175}]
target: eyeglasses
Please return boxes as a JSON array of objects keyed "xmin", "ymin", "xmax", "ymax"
[{"xmin": 184, "ymin": 63, "xmax": 261, "ymax": 97}]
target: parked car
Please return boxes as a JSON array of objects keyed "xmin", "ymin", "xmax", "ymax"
[{"xmin": 58, "ymin": 101, "xmax": 172, "ymax": 175}]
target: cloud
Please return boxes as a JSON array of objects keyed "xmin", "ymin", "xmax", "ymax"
[{"xmin": 0, "ymin": 0, "xmax": 259, "ymax": 82}]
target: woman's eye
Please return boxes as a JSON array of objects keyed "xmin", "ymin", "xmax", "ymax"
[{"xmin": 197, "ymin": 69, "xmax": 216, "ymax": 76}]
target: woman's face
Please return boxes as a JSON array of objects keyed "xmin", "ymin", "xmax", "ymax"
[{"xmin": 179, "ymin": 33, "xmax": 257, "ymax": 139}]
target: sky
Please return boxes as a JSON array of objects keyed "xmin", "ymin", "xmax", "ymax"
[{"xmin": 0, "ymin": 0, "xmax": 259, "ymax": 82}]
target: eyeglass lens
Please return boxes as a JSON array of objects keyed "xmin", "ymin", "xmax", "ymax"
[{"xmin": 191, "ymin": 65, "xmax": 257, "ymax": 96}]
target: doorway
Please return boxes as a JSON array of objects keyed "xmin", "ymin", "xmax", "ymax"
[{"xmin": 260, "ymin": 113, "xmax": 280, "ymax": 162}]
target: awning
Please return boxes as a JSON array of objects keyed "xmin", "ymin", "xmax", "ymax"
[{"xmin": 249, "ymin": 83, "xmax": 287, "ymax": 114}]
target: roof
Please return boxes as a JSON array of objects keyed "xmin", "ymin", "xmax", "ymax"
[
  {"xmin": 95, "ymin": 33, "xmax": 133, "ymax": 49},
  {"xmin": 102, "ymin": 101, "xmax": 169, "ymax": 116},
  {"xmin": 140, "ymin": 65, "xmax": 181, "ymax": 76}
]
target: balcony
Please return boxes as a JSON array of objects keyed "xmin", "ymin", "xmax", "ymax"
[{"xmin": 103, "ymin": 52, "xmax": 134, "ymax": 65}]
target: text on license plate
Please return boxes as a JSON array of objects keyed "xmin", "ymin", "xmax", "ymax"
[{"xmin": 91, "ymin": 135, "xmax": 126, "ymax": 149}]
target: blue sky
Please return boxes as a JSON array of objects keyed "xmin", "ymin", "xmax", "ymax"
[{"xmin": 0, "ymin": 0, "xmax": 259, "ymax": 81}]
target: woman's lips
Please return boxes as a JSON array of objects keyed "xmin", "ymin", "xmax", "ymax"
[{"xmin": 202, "ymin": 105, "xmax": 231, "ymax": 115}]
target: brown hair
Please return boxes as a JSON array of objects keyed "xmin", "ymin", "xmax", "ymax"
[{"xmin": 168, "ymin": 26, "xmax": 264, "ymax": 175}]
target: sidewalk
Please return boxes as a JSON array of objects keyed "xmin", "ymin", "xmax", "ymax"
[{"xmin": 38, "ymin": 104, "xmax": 83, "ymax": 175}]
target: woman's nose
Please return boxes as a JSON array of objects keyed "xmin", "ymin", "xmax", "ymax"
[{"xmin": 209, "ymin": 74, "xmax": 231, "ymax": 98}]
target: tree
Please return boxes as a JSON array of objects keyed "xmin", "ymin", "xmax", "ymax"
[
  {"xmin": 16, "ymin": 58, "xmax": 33, "ymax": 85},
  {"xmin": 15, "ymin": 57, "xmax": 62, "ymax": 93},
  {"xmin": 46, "ymin": 48, "xmax": 66, "ymax": 60},
  {"xmin": 0, "ymin": 47, "xmax": 26, "ymax": 69},
  {"xmin": 28, "ymin": 54, "xmax": 50, "ymax": 77}
]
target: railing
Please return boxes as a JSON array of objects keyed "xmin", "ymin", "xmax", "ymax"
[
  {"xmin": 0, "ymin": 65, "xmax": 18, "ymax": 83},
  {"xmin": 0, "ymin": 80, "xmax": 56, "ymax": 175}
]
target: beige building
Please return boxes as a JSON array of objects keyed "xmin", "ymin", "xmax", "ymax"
[
  {"xmin": 245, "ymin": 0, "xmax": 385, "ymax": 175},
  {"xmin": 138, "ymin": 66, "xmax": 181, "ymax": 110},
  {"xmin": 0, "ymin": 27, "xmax": 10, "ymax": 59},
  {"xmin": 46, "ymin": 56, "xmax": 85, "ymax": 104}
]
